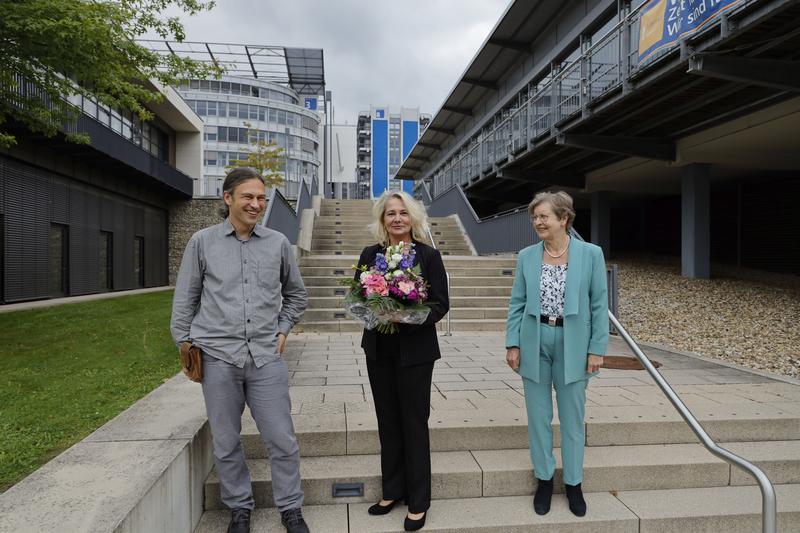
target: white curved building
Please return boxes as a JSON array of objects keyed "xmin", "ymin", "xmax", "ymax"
[{"xmin": 177, "ymin": 75, "xmax": 321, "ymax": 199}]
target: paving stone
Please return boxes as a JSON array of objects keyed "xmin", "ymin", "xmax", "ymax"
[{"xmin": 195, "ymin": 506, "xmax": 348, "ymax": 533}]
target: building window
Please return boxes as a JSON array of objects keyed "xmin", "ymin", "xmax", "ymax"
[
  {"xmin": 49, "ymin": 224, "xmax": 69, "ymax": 297},
  {"xmin": 99, "ymin": 231, "xmax": 113, "ymax": 292},
  {"xmin": 133, "ymin": 236, "xmax": 144, "ymax": 288}
]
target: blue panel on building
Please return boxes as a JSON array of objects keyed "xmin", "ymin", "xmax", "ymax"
[
  {"xmin": 402, "ymin": 121, "xmax": 419, "ymax": 159},
  {"xmin": 402, "ymin": 120, "xmax": 419, "ymax": 194},
  {"xmin": 372, "ymin": 119, "xmax": 388, "ymax": 197},
  {"xmin": 304, "ymin": 97, "xmax": 317, "ymax": 110}
]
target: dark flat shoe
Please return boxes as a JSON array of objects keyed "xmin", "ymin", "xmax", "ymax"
[
  {"xmin": 533, "ymin": 477, "xmax": 553, "ymax": 515},
  {"xmin": 565, "ymin": 483, "xmax": 587, "ymax": 517},
  {"xmin": 404, "ymin": 511, "xmax": 427, "ymax": 531},
  {"xmin": 368, "ymin": 499, "xmax": 401, "ymax": 515}
]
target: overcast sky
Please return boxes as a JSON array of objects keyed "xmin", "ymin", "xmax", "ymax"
[{"xmin": 169, "ymin": 0, "xmax": 510, "ymax": 124}]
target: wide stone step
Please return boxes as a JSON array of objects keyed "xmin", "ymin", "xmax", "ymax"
[
  {"xmin": 301, "ymin": 308, "xmax": 508, "ymax": 321},
  {"xmin": 300, "ymin": 267, "xmax": 518, "ymax": 277},
  {"xmin": 293, "ymin": 319, "xmax": 506, "ymax": 333},
  {"xmin": 304, "ymin": 297, "xmax": 510, "ymax": 310},
  {"xmin": 200, "ymin": 484, "xmax": 800, "ymax": 532},
  {"xmin": 202, "ymin": 441, "xmax": 800, "ymax": 509},
  {"xmin": 299, "ymin": 256, "xmax": 516, "ymax": 268},
  {"xmin": 241, "ymin": 405, "xmax": 800, "ymax": 459},
  {"xmin": 299, "ymin": 276, "xmax": 514, "ymax": 288},
  {"xmin": 305, "ymin": 286, "xmax": 514, "ymax": 298}
]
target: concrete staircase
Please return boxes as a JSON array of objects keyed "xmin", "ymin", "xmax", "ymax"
[
  {"xmin": 196, "ymin": 398, "xmax": 800, "ymax": 531},
  {"xmin": 310, "ymin": 199, "xmax": 474, "ymax": 256},
  {"xmin": 297, "ymin": 199, "xmax": 512, "ymax": 333}
]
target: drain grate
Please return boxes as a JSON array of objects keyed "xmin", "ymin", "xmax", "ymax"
[
  {"xmin": 334, "ymin": 312, "xmax": 346, "ymax": 319},
  {"xmin": 333, "ymin": 269, "xmax": 345, "ymax": 275},
  {"xmin": 334, "ymin": 288, "xmax": 346, "ymax": 296},
  {"xmin": 332, "ymin": 482, "xmax": 363, "ymax": 498},
  {"xmin": 502, "ymin": 269, "xmax": 513, "ymax": 276}
]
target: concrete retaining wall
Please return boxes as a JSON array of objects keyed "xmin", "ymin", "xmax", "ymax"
[{"xmin": 0, "ymin": 374, "xmax": 212, "ymax": 533}]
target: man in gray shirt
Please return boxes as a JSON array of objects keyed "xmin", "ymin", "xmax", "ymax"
[{"xmin": 171, "ymin": 167, "xmax": 309, "ymax": 533}]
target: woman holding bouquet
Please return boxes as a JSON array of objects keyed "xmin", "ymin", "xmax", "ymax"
[
  {"xmin": 355, "ymin": 190, "xmax": 449, "ymax": 531},
  {"xmin": 505, "ymin": 191, "xmax": 608, "ymax": 517}
]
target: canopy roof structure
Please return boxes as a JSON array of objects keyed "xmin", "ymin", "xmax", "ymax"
[{"xmin": 139, "ymin": 40, "xmax": 325, "ymax": 96}]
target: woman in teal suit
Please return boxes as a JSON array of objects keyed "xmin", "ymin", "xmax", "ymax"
[{"xmin": 505, "ymin": 191, "xmax": 608, "ymax": 517}]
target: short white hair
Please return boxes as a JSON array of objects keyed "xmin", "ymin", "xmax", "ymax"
[{"xmin": 369, "ymin": 190, "xmax": 431, "ymax": 246}]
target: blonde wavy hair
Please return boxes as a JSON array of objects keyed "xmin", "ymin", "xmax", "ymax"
[{"xmin": 370, "ymin": 190, "xmax": 431, "ymax": 246}]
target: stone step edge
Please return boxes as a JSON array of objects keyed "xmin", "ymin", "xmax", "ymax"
[
  {"xmin": 203, "ymin": 451, "xmax": 800, "ymax": 513},
  {"xmin": 197, "ymin": 485, "xmax": 800, "ymax": 532}
]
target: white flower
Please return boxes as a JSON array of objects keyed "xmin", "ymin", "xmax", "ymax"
[
  {"xmin": 391, "ymin": 253, "xmax": 402, "ymax": 262},
  {"xmin": 360, "ymin": 272, "xmax": 370, "ymax": 282},
  {"xmin": 393, "ymin": 270, "xmax": 404, "ymax": 278},
  {"xmin": 387, "ymin": 261, "xmax": 396, "ymax": 270}
]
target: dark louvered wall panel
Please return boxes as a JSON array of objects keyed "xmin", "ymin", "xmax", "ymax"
[
  {"xmin": 1, "ymin": 155, "xmax": 171, "ymax": 303},
  {"xmin": 2, "ymin": 159, "xmax": 50, "ymax": 301}
]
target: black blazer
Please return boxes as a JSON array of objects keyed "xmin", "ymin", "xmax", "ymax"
[{"xmin": 355, "ymin": 241, "xmax": 450, "ymax": 366}]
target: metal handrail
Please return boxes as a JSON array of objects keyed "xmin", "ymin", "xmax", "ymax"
[
  {"xmin": 426, "ymin": 227, "xmax": 452, "ymax": 336},
  {"xmin": 569, "ymin": 231, "xmax": 777, "ymax": 533}
]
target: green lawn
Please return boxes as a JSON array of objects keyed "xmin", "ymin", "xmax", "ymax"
[{"xmin": 0, "ymin": 290, "xmax": 180, "ymax": 492}]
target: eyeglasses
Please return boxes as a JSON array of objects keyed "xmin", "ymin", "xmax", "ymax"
[{"xmin": 530, "ymin": 215, "xmax": 551, "ymax": 223}]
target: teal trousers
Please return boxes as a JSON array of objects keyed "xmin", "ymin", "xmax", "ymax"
[{"xmin": 522, "ymin": 323, "xmax": 588, "ymax": 485}]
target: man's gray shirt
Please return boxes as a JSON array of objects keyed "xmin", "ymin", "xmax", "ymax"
[{"xmin": 170, "ymin": 218, "xmax": 307, "ymax": 368}]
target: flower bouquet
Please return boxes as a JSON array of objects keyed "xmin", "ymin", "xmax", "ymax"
[{"xmin": 340, "ymin": 242, "xmax": 431, "ymax": 334}]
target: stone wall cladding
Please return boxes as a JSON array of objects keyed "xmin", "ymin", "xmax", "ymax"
[{"xmin": 168, "ymin": 198, "xmax": 224, "ymax": 285}]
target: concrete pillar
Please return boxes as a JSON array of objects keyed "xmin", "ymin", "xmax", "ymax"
[
  {"xmin": 591, "ymin": 191, "xmax": 611, "ymax": 257},
  {"xmin": 681, "ymin": 164, "xmax": 711, "ymax": 279},
  {"xmin": 333, "ymin": 182, "xmax": 343, "ymax": 199}
]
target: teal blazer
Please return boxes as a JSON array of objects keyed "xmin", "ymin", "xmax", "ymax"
[{"xmin": 505, "ymin": 238, "xmax": 609, "ymax": 385}]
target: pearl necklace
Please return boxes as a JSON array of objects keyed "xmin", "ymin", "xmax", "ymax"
[{"xmin": 544, "ymin": 236, "xmax": 570, "ymax": 259}]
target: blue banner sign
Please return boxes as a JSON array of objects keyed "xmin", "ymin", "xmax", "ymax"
[
  {"xmin": 639, "ymin": 0, "xmax": 743, "ymax": 61},
  {"xmin": 304, "ymin": 97, "xmax": 318, "ymax": 110}
]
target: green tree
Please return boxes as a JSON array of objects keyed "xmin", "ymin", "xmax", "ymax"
[
  {"xmin": 226, "ymin": 121, "xmax": 285, "ymax": 188},
  {"xmin": 0, "ymin": 0, "xmax": 222, "ymax": 148}
]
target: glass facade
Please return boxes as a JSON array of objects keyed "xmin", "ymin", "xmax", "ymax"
[{"xmin": 178, "ymin": 76, "xmax": 321, "ymax": 199}]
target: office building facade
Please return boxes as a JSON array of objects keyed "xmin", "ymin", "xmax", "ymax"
[
  {"xmin": 357, "ymin": 107, "xmax": 430, "ymax": 198},
  {"xmin": 177, "ymin": 75, "xmax": 321, "ymax": 199},
  {"xmin": 0, "ymin": 80, "xmax": 202, "ymax": 303}
]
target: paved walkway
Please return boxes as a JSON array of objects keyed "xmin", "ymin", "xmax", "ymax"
[{"xmin": 281, "ymin": 332, "xmax": 800, "ymax": 416}]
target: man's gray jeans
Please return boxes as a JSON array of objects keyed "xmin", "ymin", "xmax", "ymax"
[{"xmin": 201, "ymin": 352, "xmax": 303, "ymax": 511}]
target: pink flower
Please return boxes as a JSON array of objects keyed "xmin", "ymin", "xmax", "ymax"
[
  {"xmin": 397, "ymin": 281, "xmax": 414, "ymax": 295},
  {"xmin": 363, "ymin": 274, "xmax": 388, "ymax": 296}
]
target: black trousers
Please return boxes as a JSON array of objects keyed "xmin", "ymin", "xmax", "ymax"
[{"xmin": 366, "ymin": 355, "xmax": 435, "ymax": 513}]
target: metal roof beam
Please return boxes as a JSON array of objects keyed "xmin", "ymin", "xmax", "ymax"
[
  {"xmin": 417, "ymin": 142, "xmax": 441, "ymax": 150},
  {"xmin": 426, "ymin": 126, "xmax": 455, "ymax": 135},
  {"xmin": 442, "ymin": 105, "xmax": 473, "ymax": 117},
  {"xmin": 498, "ymin": 169, "xmax": 585, "ymax": 188},
  {"xmin": 407, "ymin": 154, "xmax": 430, "ymax": 162},
  {"xmin": 245, "ymin": 46, "xmax": 258, "ymax": 78},
  {"xmin": 688, "ymin": 55, "xmax": 800, "ymax": 92},
  {"xmin": 557, "ymin": 134, "xmax": 675, "ymax": 161},
  {"xmin": 488, "ymin": 38, "xmax": 530, "ymax": 52},
  {"xmin": 462, "ymin": 77, "xmax": 499, "ymax": 90}
]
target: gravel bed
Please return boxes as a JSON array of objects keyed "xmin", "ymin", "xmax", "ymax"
[{"xmin": 611, "ymin": 254, "xmax": 800, "ymax": 379}]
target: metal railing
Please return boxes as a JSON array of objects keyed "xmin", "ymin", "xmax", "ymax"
[
  {"xmin": 425, "ymin": 0, "xmax": 756, "ymax": 196},
  {"xmin": 261, "ymin": 174, "xmax": 317, "ymax": 244},
  {"xmin": 569, "ymin": 229, "xmax": 777, "ymax": 533},
  {"xmin": 426, "ymin": 227, "xmax": 452, "ymax": 336}
]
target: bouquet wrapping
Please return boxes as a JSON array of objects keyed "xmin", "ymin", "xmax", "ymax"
[{"xmin": 340, "ymin": 242, "xmax": 431, "ymax": 334}]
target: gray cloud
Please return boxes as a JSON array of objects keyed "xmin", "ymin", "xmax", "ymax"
[{"xmin": 167, "ymin": 0, "xmax": 509, "ymax": 123}]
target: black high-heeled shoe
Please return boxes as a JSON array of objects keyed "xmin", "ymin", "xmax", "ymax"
[
  {"xmin": 565, "ymin": 483, "xmax": 587, "ymax": 517},
  {"xmin": 404, "ymin": 511, "xmax": 426, "ymax": 531},
  {"xmin": 533, "ymin": 477, "xmax": 554, "ymax": 515},
  {"xmin": 368, "ymin": 499, "xmax": 401, "ymax": 516}
]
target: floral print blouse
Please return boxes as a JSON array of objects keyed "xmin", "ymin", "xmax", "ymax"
[{"xmin": 540, "ymin": 263, "xmax": 568, "ymax": 318}]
